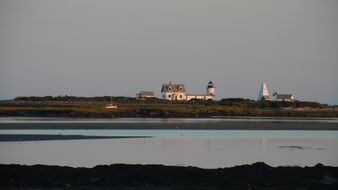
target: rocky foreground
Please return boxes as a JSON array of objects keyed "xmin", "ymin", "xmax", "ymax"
[{"xmin": 1, "ymin": 162, "xmax": 338, "ymax": 190}]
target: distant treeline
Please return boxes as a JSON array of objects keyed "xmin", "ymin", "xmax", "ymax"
[
  {"xmin": 14, "ymin": 96, "xmax": 135, "ymax": 103},
  {"xmin": 13, "ymin": 96, "xmax": 330, "ymax": 108}
]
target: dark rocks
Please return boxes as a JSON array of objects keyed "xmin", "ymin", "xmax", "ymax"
[{"xmin": 1, "ymin": 163, "xmax": 338, "ymax": 190}]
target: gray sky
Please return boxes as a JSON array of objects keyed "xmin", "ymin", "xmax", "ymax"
[{"xmin": 0, "ymin": 0, "xmax": 337, "ymax": 104}]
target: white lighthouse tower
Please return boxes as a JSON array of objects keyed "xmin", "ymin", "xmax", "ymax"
[{"xmin": 207, "ymin": 81, "xmax": 215, "ymax": 96}]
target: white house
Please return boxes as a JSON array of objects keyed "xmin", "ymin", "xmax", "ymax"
[
  {"xmin": 160, "ymin": 82, "xmax": 187, "ymax": 100},
  {"xmin": 161, "ymin": 81, "xmax": 215, "ymax": 101}
]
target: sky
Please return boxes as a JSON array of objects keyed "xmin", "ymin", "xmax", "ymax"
[{"xmin": 0, "ymin": 0, "xmax": 337, "ymax": 104}]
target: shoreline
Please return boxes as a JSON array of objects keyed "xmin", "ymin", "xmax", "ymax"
[
  {"xmin": 0, "ymin": 134, "xmax": 151, "ymax": 142},
  {"xmin": 1, "ymin": 121, "xmax": 338, "ymax": 130},
  {"xmin": 1, "ymin": 162, "xmax": 337, "ymax": 189},
  {"xmin": 1, "ymin": 99, "xmax": 338, "ymax": 118}
]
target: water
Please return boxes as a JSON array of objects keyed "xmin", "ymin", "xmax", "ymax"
[
  {"xmin": 0, "ymin": 117, "xmax": 337, "ymax": 168},
  {"xmin": 0, "ymin": 137, "xmax": 337, "ymax": 168},
  {"xmin": 1, "ymin": 117, "xmax": 338, "ymax": 123},
  {"xmin": 1, "ymin": 129, "xmax": 338, "ymax": 139}
]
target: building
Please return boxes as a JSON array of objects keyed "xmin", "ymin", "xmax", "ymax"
[
  {"xmin": 136, "ymin": 91, "xmax": 155, "ymax": 100},
  {"xmin": 257, "ymin": 83, "xmax": 271, "ymax": 101},
  {"xmin": 258, "ymin": 82, "xmax": 295, "ymax": 102},
  {"xmin": 161, "ymin": 82, "xmax": 186, "ymax": 100},
  {"xmin": 206, "ymin": 81, "xmax": 215, "ymax": 96},
  {"xmin": 273, "ymin": 93, "xmax": 295, "ymax": 102},
  {"xmin": 161, "ymin": 81, "xmax": 215, "ymax": 101}
]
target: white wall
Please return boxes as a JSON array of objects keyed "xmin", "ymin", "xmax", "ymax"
[
  {"xmin": 163, "ymin": 92, "xmax": 186, "ymax": 100},
  {"xmin": 186, "ymin": 95, "xmax": 213, "ymax": 101}
]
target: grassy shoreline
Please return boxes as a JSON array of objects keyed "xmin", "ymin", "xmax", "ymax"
[{"xmin": 1, "ymin": 97, "xmax": 338, "ymax": 118}]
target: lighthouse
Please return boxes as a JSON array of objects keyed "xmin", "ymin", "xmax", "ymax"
[{"xmin": 207, "ymin": 81, "xmax": 215, "ymax": 96}]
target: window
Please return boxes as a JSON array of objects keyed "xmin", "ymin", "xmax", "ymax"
[
  {"xmin": 180, "ymin": 95, "xmax": 182, "ymax": 98},
  {"xmin": 168, "ymin": 95, "xmax": 171, "ymax": 98}
]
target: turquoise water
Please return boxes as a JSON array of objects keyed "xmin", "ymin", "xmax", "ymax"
[{"xmin": 1, "ymin": 129, "xmax": 338, "ymax": 139}]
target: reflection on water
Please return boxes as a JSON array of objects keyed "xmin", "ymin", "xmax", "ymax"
[{"xmin": 0, "ymin": 137, "xmax": 337, "ymax": 168}]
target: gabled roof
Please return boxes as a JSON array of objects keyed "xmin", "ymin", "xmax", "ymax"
[
  {"xmin": 276, "ymin": 94, "xmax": 294, "ymax": 100},
  {"xmin": 161, "ymin": 83, "xmax": 186, "ymax": 93}
]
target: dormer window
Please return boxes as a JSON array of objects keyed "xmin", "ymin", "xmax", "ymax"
[
  {"xmin": 179, "ymin": 87, "xmax": 182, "ymax": 91},
  {"xmin": 168, "ymin": 86, "xmax": 172, "ymax": 91}
]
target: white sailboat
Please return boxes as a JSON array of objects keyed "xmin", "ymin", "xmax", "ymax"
[{"xmin": 106, "ymin": 96, "xmax": 117, "ymax": 109}]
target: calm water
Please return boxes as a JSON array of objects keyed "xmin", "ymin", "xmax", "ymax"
[
  {"xmin": 0, "ymin": 118, "xmax": 337, "ymax": 168},
  {"xmin": 1, "ymin": 129, "xmax": 338, "ymax": 139},
  {"xmin": 1, "ymin": 117, "xmax": 338, "ymax": 123}
]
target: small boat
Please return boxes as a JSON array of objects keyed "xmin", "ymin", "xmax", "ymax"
[{"xmin": 106, "ymin": 96, "xmax": 117, "ymax": 109}]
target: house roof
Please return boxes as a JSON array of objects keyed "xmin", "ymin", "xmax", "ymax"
[
  {"xmin": 276, "ymin": 94, "xmax": 294, "ymax": 99},
  {"xmin": 161, "ymin": 83, "xmax": 186, "ymax": 93},
  {"xmin": 138, "ymin": 91, "xmax": 155, "ymax": 96}
]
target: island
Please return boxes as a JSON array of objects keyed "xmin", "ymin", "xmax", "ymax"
[{"xmin": 0, "ymin": 96, "xmax": 337, "ymax": 118}]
